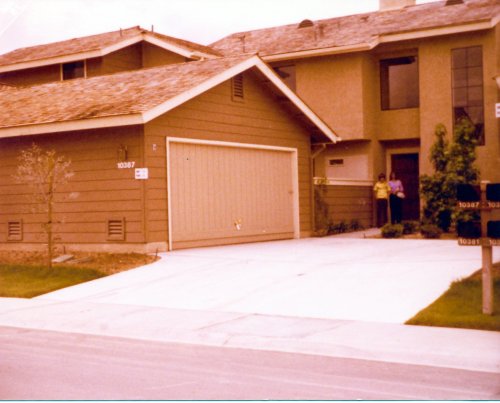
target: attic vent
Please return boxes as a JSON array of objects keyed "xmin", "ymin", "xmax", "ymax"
[
  {"xmin": 298, "ymin": 19, "xmax": 314, "ymax": 28},
  {"xmin": 7, "ymin": 220, "xmax": 23, "ymax": 241},
  {"xmin": 231, "ymin": 74, "xmax": 244, "ymax": 102},
  {"xmin": 107, "ymin": 218, "xmax": 125, "ymax": 241},
  {"xmin": 328, "ymin": 159, "xmax": 344, "ymax": 167},
  {"xmin": 445, "ymin": 0, "xmax": 463, "ymax": 4}
]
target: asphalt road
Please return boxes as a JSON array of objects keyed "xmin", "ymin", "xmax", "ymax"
[{"xmin": 1, "ymin": 326, "xmax": 499, "ymax": 400}]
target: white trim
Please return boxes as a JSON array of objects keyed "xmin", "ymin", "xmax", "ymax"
[
  {"xmin": 378, "ymin": 20, "xmax": 496, "ymax": 44},
  {"xmin": 262, "ymin": 20, "xmax": 498, "ymax": 62},
  {"xmin": 0, "ymin": 55, "xmax": 339, "ymax": 143},
  {"xmin": 166, "ymin": 137, "xmax": 300, "ymax": 251},
  {"xmin": 0, "ymin": 114, "xmax": 144, "ymax": 139},
  {"xmin": 0, "ymin": 33, "xmax": 216, "ymax": 74},
  {"xmin": 142, "ymin": 55, "xmax": 340, "ymax": 143},
  {"xmin": 314, "ymin": 177, "xmax": 374, "ymax": 187}
]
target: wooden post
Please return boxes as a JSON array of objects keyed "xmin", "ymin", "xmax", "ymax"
[{"xmin": 480, "ymin": 180, "xmax": 493, "ymax": 315}]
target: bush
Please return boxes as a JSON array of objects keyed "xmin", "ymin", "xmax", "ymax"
[
  {"xmin": 381, "ymin": 223, "xmax": 404, "ymax": 238},
  {"xmin": 349, "ymin": 219, "xmax": 364, "ymax": 232},
  {"xmin": 420, "ymin": 224, "xmax": 442, "ymax": 239},
  {"xmin": 402, "ymin": 220, "xmax": 420, "ymax": 235},
  {"xmin": 329, "ymin": 220, "xmax": 349, "ymax": 234}
]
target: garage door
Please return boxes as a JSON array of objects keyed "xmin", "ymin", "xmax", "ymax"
[{"xmin": 167, "ymin": 138, "xmax": 299, "ymax": 250}]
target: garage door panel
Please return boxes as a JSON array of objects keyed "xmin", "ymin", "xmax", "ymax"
[{"xmin": 169, "ymin": 141, "xmax": 296, "ymax": 248}]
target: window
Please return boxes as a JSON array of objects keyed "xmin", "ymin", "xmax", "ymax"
[
  {"xmin": 451, "ymin": 46, "xmax": 484, "ymax": 144},
  {"xmin": 273, "ymin": 64, "xmax": 296, "ymax": 91},
  {"xmin": 380, "ymin": 56, "xmax": 419, "ymax": 110},
  {"xmin": 62, "ymin": 61, "xmax": 85, "ymax": 80}
]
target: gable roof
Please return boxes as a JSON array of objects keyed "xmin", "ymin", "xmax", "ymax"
[
  {"xmin": 211, "ymin": 0, "xmax": 500, "ymax": 61},
  {"xmin": 0, "ymin": 26, "xmax": 221, "ymax": 73},
  {"xmin": 0, "ymin": 55, "xmax": 339, "ymax": 143}
]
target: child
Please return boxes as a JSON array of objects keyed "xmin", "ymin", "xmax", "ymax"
[{"xmin": 373, "ymin": 173, "xmax": 391, "ymax": 227}]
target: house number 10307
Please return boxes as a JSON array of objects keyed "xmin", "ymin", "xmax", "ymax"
[{"xmin": 117, "ymin": 161, "xmax": 136, "ymax": 169}]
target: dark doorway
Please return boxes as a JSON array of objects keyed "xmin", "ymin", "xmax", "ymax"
[{"xmin": 391, "ymin": 153, "xmax": 420, "ymax": 220}]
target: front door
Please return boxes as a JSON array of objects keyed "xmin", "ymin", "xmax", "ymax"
[{"xmin": 391, "ymin": 153, "xmax": 420, "ymax": 220}]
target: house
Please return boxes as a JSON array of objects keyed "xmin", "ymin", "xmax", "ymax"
[
  {"xmin": 1, "ymin": 0, "xmax": 498, "ymax": 253},
  {"xmin": 212, "ymin": 0, "xmax": 499, "ymax": 224},
  {"xmin": 0, "ymin": 28, "xmax": 338, "ymax": 252}
]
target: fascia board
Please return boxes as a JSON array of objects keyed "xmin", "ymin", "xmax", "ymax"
[
  {"xmin": 0, "ymin": 36, "xmax": 143, "ymax": 73},
  {"xmin": 142, "ymin": 56, "xmax": 261, "ymax": 122},
  {"xmin": 143, "ymin": 34, "xmax": 217, "ymax": 60},
  {"xmin": 262, "ymin": 42, "xmax": 376, "ymax": 62},
  {"xmin": 262, "ymin": 19, "xmax": 497, "ymax": 62},
  {"xmin": 378, "ymin": 19, "xmax": 496, "ymax": 44},
  {"xmin": 253, "ymin": 58, "xmax": 340, "ymax": 143},
  {"xmin": 0, "ymin": 114, "xmax": 144, "ymax": 139}
]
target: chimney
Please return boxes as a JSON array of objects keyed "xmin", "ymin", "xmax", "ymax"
[{"xmin": 379, "ymin": 0, "xmax": 416, "ymax": 10}]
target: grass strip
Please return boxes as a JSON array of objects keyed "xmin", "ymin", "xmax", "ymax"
[
  {"xmin": 406, "ymin": 264, "xmax": 500, "ymax": 332},
  {"xmin": 0, "ymin": 264, "xmax": 105, "ymax": 298}
]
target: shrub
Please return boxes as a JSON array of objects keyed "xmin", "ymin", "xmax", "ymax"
[
  {"xmin": 402, "ymin": 220, "xmax": 420, "ymax": 235},
  {"xmin": 381, "ymin": 223, "xmax": 404, "ymax": 238},
  {"xmin": 349, "ymin": 219, "xmax": 364, "ymax": 232},
  {"xmin": 420, "ymin": 224, "xmax": 442, "ymax": 239}
]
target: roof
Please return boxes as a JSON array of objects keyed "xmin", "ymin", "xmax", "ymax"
[
  {"xmin": 0, "ymin": 26, "xmax": 221, "ymax": 73},
  {"xmin": 211, "ymin": 0, "xmax": 500, "ymax": 60},
  {"xmin": 0, "ymin": 55, "xmax": 339, "ymax": 143}
]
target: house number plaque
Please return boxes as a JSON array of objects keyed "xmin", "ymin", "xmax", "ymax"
[{"xmin": 117, "ymin": 161, "xmax": 136, "ymax": 169}]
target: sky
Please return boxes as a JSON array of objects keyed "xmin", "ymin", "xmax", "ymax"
[{"xmin": 0, "ymin": 0, "xmax": 438, "ymax": 55}]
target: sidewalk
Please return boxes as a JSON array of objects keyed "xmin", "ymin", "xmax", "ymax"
[
  {"xmin": 0, "ymin": 296, "xmax": 499, "ymax": 373},
  {"xmin": 1, "ymin": 234, "xmax": 499, "ymax": 373}
]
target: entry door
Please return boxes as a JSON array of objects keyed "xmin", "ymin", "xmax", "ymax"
[
  {"xmin": 391, "ymin": 153, "xmax": 420, "ymax": 220},
  {"xmin": 168, "ymin": 139, "xmax": 298, "ymax": 250}
]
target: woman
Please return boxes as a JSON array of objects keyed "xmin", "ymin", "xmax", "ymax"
[{"xmin": 388, "ymin": 172, "xmax": 404, "ymax": 224}]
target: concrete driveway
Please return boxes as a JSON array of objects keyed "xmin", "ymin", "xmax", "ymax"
[{"xmin": 37, "ymin": 234, "xmax": 496, "ymax": 324}]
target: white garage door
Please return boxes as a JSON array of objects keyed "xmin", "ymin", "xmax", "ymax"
[{"xmin": 167, "ymin": 138, "xmax": 299, "ymax": 250}]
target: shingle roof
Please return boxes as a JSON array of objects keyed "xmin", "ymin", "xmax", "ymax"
[
  {"xmin": 0, "ymin": 26, "xmax": 220, "ymax": 69},
  {"xmin": 211, "ymin": 0, "xmax": 499, "ymax": 58},
  {"xmin": 0, "ymin": 56, "xmax": 246, "ymax": 128}
]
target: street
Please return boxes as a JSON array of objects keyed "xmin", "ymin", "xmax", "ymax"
[{"xmin": 1, "ymin": 326, "xmax": 498, "ymax": 400}]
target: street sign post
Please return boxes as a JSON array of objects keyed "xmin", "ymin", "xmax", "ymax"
[{"xmin": 457, "ymin": 181, "xmax": 500, "ymax": 315}]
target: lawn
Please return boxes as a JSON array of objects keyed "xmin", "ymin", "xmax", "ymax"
[
  {"xmin": 406, "ymin": 263, "xmax": 500, "ymax": 332},
  {"xmin": 0, "ymin": 251, "xmax": 158, "ymax": 298}
]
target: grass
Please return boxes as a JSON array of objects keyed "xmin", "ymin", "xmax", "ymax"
[
  {"xmin": 406, "ymin": 263, "xmax": 500, "ymax": 332},
  {"xmin": 0, "ymin": 264, "xmax": 105, "ymax": 298},
  {"xmin": 0, "ymin": 251, "xmax": 158, "ymax": 298}
]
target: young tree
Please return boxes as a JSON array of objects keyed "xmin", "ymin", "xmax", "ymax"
[
  {"xmin": 420, "ymin": 118, "xmax": 479, "ymax": 232},
  {"xmin": 13, "ymin": 144, "xmax": 74, "ymax": 268}
]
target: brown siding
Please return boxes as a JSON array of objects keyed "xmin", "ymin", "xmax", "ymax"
[
  {"xmin": 87, "ymin": 43, "xmax": 143, "ymax": 77},
  {"xmin": 0, "ymin": 65, "xmax": 60, "ymax": 86},
  {"xmin": 0, "ymin": 126, "xmax": 145, "ymax": 250},
  {"xmin": 321, "ymin": 185, "xmax": 373, "ymax": 228},
  {"xmin": 142, "ymin": 42, "xmax": 186, "ymax": 67},
  {"xmin": 144, "ymin": 70, "xmax": 313, "ymax": 247}
]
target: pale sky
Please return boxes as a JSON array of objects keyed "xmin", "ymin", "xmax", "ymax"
[{"xmin": 0, "ymin": 0, "xmax": 438, "ymax": 55}]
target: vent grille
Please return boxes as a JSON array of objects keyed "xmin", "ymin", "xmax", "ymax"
[
  {"xmin": 7, "ymin": 220, "xmax": 23, "ymax": 241},
  {"xmin": 298, "ymin": 19, "xmax": 314, "ymax": 28},
  {"xmin": 232, "ymin": 74, "xmax": 244, "ymax": 101},
  {"xmin": 107, "ymin": 218, "xmax": 125, "ymax": 241}
]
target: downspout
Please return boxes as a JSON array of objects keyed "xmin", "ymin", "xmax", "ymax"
[{"xmin": 310, "ymin": 143, "xmax": 327, "ymax": 233}]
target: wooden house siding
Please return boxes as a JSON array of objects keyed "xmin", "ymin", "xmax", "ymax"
[
  {"xmin": 0, "ymin": 126, "xmax": 145, "ymax": 251},
  {"xmin": 320, "ymin": 185, "xmax": 373, "ymax": 229},
  {"xmin": 0, "ymin": 64, "xmax": 60, "ymax": 86},
  {"xmin": 142, "ymin": 42, "xmax": 186, "ymax": 67},
  {"xmin": 144, "ymin": 71, "xmax": 313, "ymax": 249}
]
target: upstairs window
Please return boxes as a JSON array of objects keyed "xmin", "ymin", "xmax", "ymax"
[
  {"xmin": 62, "ymin": 61, "xmax": 85, "ymax": 80},
  {"xmin": 380, "ymin": 56, "xmax": 419, "ymax": 110},
  {"xmin": 451, "ymin": 46, "xmax": 484, "ymax": 145}
]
